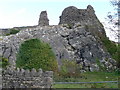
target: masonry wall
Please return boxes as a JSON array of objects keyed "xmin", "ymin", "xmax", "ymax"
[{"xmin": 2, "ymin": 67, "xmax": 53, "ymax": 88}]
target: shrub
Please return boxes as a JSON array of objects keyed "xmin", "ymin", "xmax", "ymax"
[
  {"xmin": 16, "ymin": 39, "xmax": 58, "ymax": 71},
  {"xmin": 67, "ymin": 24, "xmax": 73, "ymax": 29},
  {"xmin": 101, "ymin": 37, "xmax": 120, "ymax": 69},
  {"xmin": 10, "ymin": 29, "xmax": 20, "ymax": 34},
  {"xmin": 101, "ymin": 37, "xmax": 117, "ymax": 55},
  {"xmin": 0, "ymin": 57, "xmax": 9, "ymax": 68},
  {"xmin": 101, "ymin": 37, "xmax": 120, "ymax": 73},
  {"xmin": 59, "ymin": 59, "xmax": 81, "ymax": 77},
  {"xmin": 6, "ymin": 28, "xmax": 20, "ymax": 35}
]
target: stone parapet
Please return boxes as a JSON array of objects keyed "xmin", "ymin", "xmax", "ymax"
[{"xmin": 2, "ymin": 67, "xmax": 53, "ymax": 88}]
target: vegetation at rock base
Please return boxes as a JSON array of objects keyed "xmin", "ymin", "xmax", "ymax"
[
  {"xmin": 6, "ymin": 28, "xmax": 20, "ymax": 35},
  {"xmin": 101, "ymin": 37, "xmax": 120, "ymax": 70},
  {"xmin": 16, "ymin": 38, "xmax": 58, "ymax": 71},
  {"xmin": 62, "ymin": 24, "xmax": 73, "ymax": 29},
  {"xmin": 84, "ymin": 24, "xmax": 120, "ymax": 72},
  {"xmin": 95, "ymin": 58, "xmax": 106, "ymax": 71},
  {"xmin": 0, "ymin": 57, "xmax": 9, "ymax": 68},
  {"xmin": 58, "ymin": 59, "xmax": 82, "ymax": 77}
]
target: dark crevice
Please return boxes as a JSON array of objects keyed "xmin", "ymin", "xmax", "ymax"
[
  {"xmin": 86, "ymin": 44, "xmax": 91, "ymax": 51},
  {"xmin": 60, "ymin": 34, "xmax": 69, "ymax": 38},
  {"xmin": 67, "ymin": 41, "xmax": 76, "ymax": 50},
  {"xmin": 66, "ymin": 37, "xmax": 76, "ymax": 51},
  {"xmin": 60, "ymin": 34, "xmax": 76, "ymax": 51},
  {"xmin": 12, "ymin": 43, "xmax": 18, "ymax": 52},
  {"xmin": 60, "ymin": 33, "xmax": 77, "ymax": 61},
  {"xmin": 60, "ymin": 32, "xmax": 85, "ymax": 64},
  {"xmin": 2, "ymin": 45, "xmax": 6, "ymax": 57},
  {"xmin": 8, "ymin": 48, "xmax": 12, "ymax": 60}
]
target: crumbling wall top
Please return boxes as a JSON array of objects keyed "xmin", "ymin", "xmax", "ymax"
[{"xmin": 59, "ymin": 5, "xmax": 97, "ymax": 25}]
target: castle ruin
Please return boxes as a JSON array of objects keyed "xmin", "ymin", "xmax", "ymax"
[
  {"xmin": 1, "ymin": 5, "xmax": 117, "ymax": 89},
  {"xmin": 59, "ymin": 5, "xmax": 96, "ymax": 25},
  {"xmin": 59, "ymin": 5, "xmax": 106, "ymax": 36},
  {"xmin": 38, "ymin": 11, "xmax": 49, "ymax": 26}
]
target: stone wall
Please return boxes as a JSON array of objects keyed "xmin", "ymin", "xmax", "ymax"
[{"xmin": 2, "ymin": 67, "xmax": 53, "ymax": 88}]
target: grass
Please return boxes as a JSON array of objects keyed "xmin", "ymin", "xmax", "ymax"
[
  {"xmin": 81, "ymin": 72, "xmax": 119, "ymax": 82},
  {"xmin": 52, "ymin": 83, "xmax": 118, "ymax": 88},
  {"xmin": 52, "ymin": 71, "xmax": 119, "ymax": 88}
]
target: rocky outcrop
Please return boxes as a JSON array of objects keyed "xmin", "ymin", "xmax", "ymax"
[
  {"xmin": 2, "ymin": 67, "xmax": 53, "ymax": 88},
  {"xmin": 0, "ymin": 24, "xmax": 116, "ymax": 72},
  {"xmin": 0, "ymin": 29, "xmax": 10, "ymax": 36},
  {"xmin": 38, "ymin": 11, "xmax": 49, "ymax": 26},
  {"xmin": 59, "ymin": 5, "xmax": 106, "ymax": 37},
  {"xmin": 59, "ymin": 5, "xmax": 95, "ymax": 25}
]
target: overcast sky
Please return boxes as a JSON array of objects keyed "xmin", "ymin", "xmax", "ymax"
[{"xmin": 0, "ymin": 0, "xmax": 114, "ymax": 28}]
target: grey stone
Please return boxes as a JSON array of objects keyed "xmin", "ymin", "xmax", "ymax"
[
  {"xmin": 2, "ymin": 68, "xmax": 53, "ymax": 88},
  {"xmin": 25, "ymin": 69, "xmax": 30, "ymax": 77},
  {"xmin": 44, "ymin": 71, "xmax": 53, "ymax": 77},
  {"xmin": 3, "ymin": 47, "xmax": 11, "ymax": 59},
  {"xmin": 38, "ymin": 68, "xmax": 43, "ymax": 76},
  {"xmin": 20, "ymin": 68, "xmax": 25, "ymax": 76},
  {"xmin": 38, "ymin": 11, "xmax": 49, "ymax": 26},
  {"xmin": 90, "ymin": 64, "xmax": 99, "ymax": 72},
  {"xmin": 31, "ymin": 68, "xmax": 37, "ymax": 76},
  {"xmin": 0, "ymin": 5, "xmax": 117, "ymax": 73}
]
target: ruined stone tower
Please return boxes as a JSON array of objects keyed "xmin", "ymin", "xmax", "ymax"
[
  {"xmin": 38, "ymin": 11, "xmax": 49, "ymax": 26},
  {"xmin": 59, "ymin": 5, "xmax": 98, "ymax": 25},
  {"xmin": 59, "ymin": 5, "xmax": 106, "ymax": 36}
]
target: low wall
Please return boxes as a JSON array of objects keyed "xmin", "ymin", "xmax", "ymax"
[{"xmin": 2, "ymin": 67, "xmax": 53, "ymax": 88}]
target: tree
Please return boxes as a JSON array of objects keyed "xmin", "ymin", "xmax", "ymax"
[
  {"xmin": 105, "ymin": 0, "xmax": 120, "ymax": 70},
  {"xmin": 105, "ymin": 0, "xmax": 120, "ymax": 42}
]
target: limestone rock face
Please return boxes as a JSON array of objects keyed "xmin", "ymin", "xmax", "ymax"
[
  {"xmin": 38, "ymin": 11, "xmax": 49, "ymax": 26},
  {"xmin": 0, "ymin": 25, "xmax": 116, "ymax": 72},
  {"xmin": 0, "ymin": 5, "xmax": 117, "ymax": 72}
]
